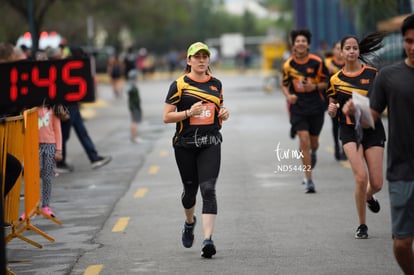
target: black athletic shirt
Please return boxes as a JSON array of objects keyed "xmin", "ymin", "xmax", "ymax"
[
  {"xmin": 327, "ymin": 64, "xmax": 378, "ymax": 126},
  {"xmin": 165, "ymin": 74, "xmax": 223, "ymax": 138},
  {"xmin": 282, "ymin": 53, "xmax": 329, "ymax": 115},
  {"xmin": 370, "ymin": 61, "xmax": 414, "ymax": 181}
]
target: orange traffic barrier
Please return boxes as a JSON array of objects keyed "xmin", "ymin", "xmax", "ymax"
[
  {"xmin": 0, "ymin": 117, "xmax": 8, "ymax": 274},
  {"xmin": 1, "ymin": 113, "xmax": 42, "ymax": 248},
  {"xmin": 4, "ymin": 107, "xmax": 61, "ymax": 248},
  {"xmin": 3, "ymin": 115, "xmax": 24, "ymax": 225},
  {"xmin": 0, "ymin": 117, "xmax": 6, "ymax": 198},
  {"xmin": 1, "ymin": 114, "xmax": 24, "ymax": 274}
]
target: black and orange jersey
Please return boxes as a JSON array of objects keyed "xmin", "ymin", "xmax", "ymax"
[
  {"xmin": 327, "ymin": 64, "xmax": 377, "ymax": 125},
  {"xmin": 165, "ymin": 74, "xmax": 223, "ymax": 137},
  {"xmin": 324, "ymin": 56, "xmax": 344, "ymax": 75},
  {"xmin": 282, "ymin": 53, "xmax": 329, "ymax": 115}
]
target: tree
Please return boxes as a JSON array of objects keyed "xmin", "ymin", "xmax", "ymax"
[
  {"xmin": 1, "ymin": 0, "xmax": 288, "ymax": 56},
  {"xmin": 2, "ymin": 0, "xmax": 58, "ymax": 57}
]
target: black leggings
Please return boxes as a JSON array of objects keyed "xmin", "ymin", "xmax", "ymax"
[{"xmin": 174, "ymin": 144, "xmax": 221, "ymax": 215}]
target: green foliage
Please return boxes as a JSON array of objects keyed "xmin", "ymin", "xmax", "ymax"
[{"xmin": 0, "ymin": 0, "xmax": 292, "ymax": 54}]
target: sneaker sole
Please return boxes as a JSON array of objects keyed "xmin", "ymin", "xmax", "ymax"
[
  {"xmin": 54, "ymin": 168, "xmax": 73, "ymax": 174},
  {"xmin": 91, "ymin": 157, "xmax": 112, "ymax": 169},
  {"xmin": 367, "ymin": 205, "xmax": 380, "ymax": 213},
  {"xmin": 201, "ymin": 243, "xmax": 216, "ymax": 258}
]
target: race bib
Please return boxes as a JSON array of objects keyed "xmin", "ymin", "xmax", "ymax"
[
  {"xmin": 189, "ymin": 103, "xmax": 215, "ymax": 125},
  {"xmin": 293, "ymin": 78, "xmax": 306, "ymax": 93}
]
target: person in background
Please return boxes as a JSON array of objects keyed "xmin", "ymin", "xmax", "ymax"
[
  {"xmin": 163, "ymin": 42, "xmax": 229, "ymax": 258},
  {"xmin": 136, "ymin": 47, "xmax": 148, "ymax": 78},
  {"xmin": 344, "ymin": 14, "xmax": 414, "ymax": 274},
  {"xmin": 36, "ymin": 104, "xmax": 63, "ymax": 217},
  {"xmin": 281, "ymin": 29, "xmax": 329, "ymax": 193},
  {"xmin": 19, "ymin": 44, "xmax": 31, "ymax": 59},
  {"xmin": 125, "ymin": 69, "xmax": 143, "ymax": 143},
  {"xmin": 324, "ymin": 41, "xmax": 346, "ymax": 161},
  {"xmin": 51, "ymin": 47, "xmax": 112, "ymax": 173},
  {"xmin": 317, "ymin": 40, "xmax": 330, "ymax": 58},
  {"xmin": 107, "ymin": 52, "xmax": 124, "ymax": 98},
  {"xmin": 123, "ymin": 46, "xmax": 137, "ymax": 79},
  {"xmin": 167, "ymin": 49, "xmax": 179, "ymax": 79},
  {"xmin": 327, "ymin": 32, "xmax": 386, "ymax": 239}
]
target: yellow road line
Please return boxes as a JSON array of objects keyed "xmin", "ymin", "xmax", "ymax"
[
  {"xmin": 325, "ymin": 146, "xmax": 334, "ymax": 153},
  {"xmin": 84, "ymin": 265, "xmax": 103, "ymax": 275},
  {"xmin": 148, "ymin": 165, "xmax": 159, "ymax": 174},
  {"xmin": 326, "ymin": 146, "xmax": 351, "ymax": 169},
  {"xmin": 160, "ymin": 150, "xmax": 168, "ymax": 157},
  {"xmin": 134, "ymin": 188, "xmax": 148, "ymax": 198},
  {"xmin": 79, "ymin": 99, "xmax": 108, "ymax": 120},
  {"xmin": 79, "ymin": 108, "xmax": 96, "ymax": 120},
  {"xmin": 112, "ymin": 217, "xmax": 130, "ymax": 232},
  {"xmin": 82, "ymin": 99, "xmax": 108, "ymax": 107}
]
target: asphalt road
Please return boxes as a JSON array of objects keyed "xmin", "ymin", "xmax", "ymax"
[{"xmin": 6, "ymin": 71, "xmax": 402, "ymax": 275}]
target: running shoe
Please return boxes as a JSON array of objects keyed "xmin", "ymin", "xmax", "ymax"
[
  {"xmin": 91, "ymin": 156, "xmax": 112, "ymax": 169},
  {"xmin": 305, "ymin": 179, "xmax": 316, "ymax": 193},
  {"xmin": 131, "ymin": 137, "xmax": 144, "ymax": 144},
  {"xmin": 367, "ymin": 196, "xmax": 380, "ymax": 213},
  {"xmin": 355, "ymin": 224, "xmax": 368, "ymax": 239},
  {"xmin": 311, "ymin": 150, "xmax": 317, "ymax": 169},
  {"xmin": 182, "ymin": 216, "xmax": 196, "ymax": 248},
  {"xmin": 201, "ymin": 238, "xmax": 216, "ymax": 258},
  {"xmin": 42, "ymin": 206, "xmax": 55, "ymax": 218},
  {"xmin": 55, "ymin": 163, "xmax": 74, "ymax": 173}
]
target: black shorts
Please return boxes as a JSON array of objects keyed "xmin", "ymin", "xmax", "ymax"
[
  {"xmin": 290, "ymin": 112, "xmax": 325, "ymax": 136},
  {"xmin": 130, "ymin": 108, "xmax": 142, "ymax": 123},
  {"xmin": 340, "ymin": 121, "xmax": 386, "ymax": 149}
]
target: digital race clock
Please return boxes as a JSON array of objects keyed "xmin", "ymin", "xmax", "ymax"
[{"xmin": 0, "ymin": 58, "xmax": 95, "ymax": 114}]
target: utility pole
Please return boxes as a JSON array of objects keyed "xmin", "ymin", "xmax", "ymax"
[{"xmin": 28, "ymin": 0, "xmax": 37, "ymax": 58}]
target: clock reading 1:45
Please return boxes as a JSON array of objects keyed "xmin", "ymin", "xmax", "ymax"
[{"xmin": 0, "ymin": 58, "xmax": 95, "ymax": 111}]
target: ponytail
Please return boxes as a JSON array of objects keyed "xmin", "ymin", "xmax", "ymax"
[
  {"xmin": 341, "ymin": 31, "xmax": 388, "ymax": 66},
  {"xmin": 358, "ymin": 31, "xmax": 388, "ymax": 65}
]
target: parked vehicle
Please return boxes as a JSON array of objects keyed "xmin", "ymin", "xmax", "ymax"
[{"xmin": 16, "ymin": 31, "xmax": 63, "ymax": 50}]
